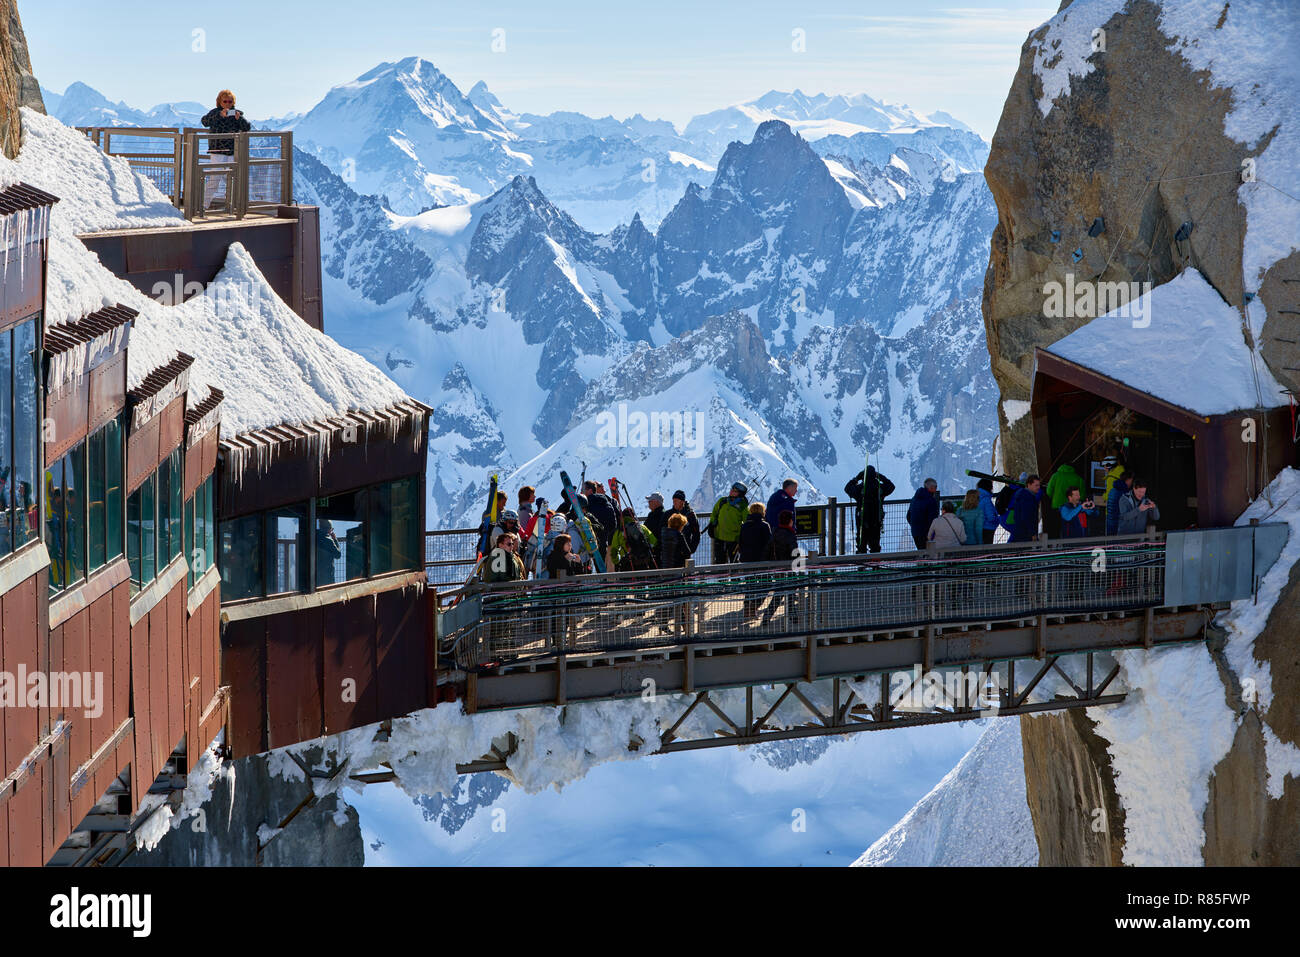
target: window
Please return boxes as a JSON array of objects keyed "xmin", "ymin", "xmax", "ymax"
[
  {"xmin": 316, "ymin": 489, "xmax": 368, "ymax": 586},
  {"xmin": 218, "ymin": 513, "xmax": 263, "ymax": 601},
  {"xmin": 127, "ymin": 481, "xmax": 141, "ymax": 594},
  {"xmin": 371, "ymin": 476, "xmax": 420, "ymax": 576},
  {"xmin": 185, "ymin": 492, "xmax": 194, "ymax": 589},
  {"xmin": 104, "ymin": 414, "xmax": 124, "ymax": 563},
  {"xmin": 13, "ymin": 321, "xmax": 38, "ymax": 551},
  {"xmin": 46, "ymin": 441, "xmax": 88, "ymax": 597},
  {"xmin": 0, "ymin": 319, "xmax": 40, "ymax": 559},
  {"xmin": 88, "ymin": 426, "xmax": 106, "ymax": 571},
  {"xmin": 0, "ymin": 328, "xmax": 11, "ymax": 558},
  {"xmin": 214, "ymin": 475, "xmax": 421, "ymax": 603},
  {"xmin": 196, "ymin": 474, "xmax": 214, "ymax": 583},
  {"xmin": 267, "ymin": 503, "xmax": 309, "ymax": 595},
  {"xmin": 157, "ymin": 446, "xmax": 183, "ymax": 564}
]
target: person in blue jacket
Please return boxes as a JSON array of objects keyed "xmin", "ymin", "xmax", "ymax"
[
  {"xmin": 976, "ymin": 478, "xmax": 1000, "ymax": 545},
  {"xmin": 765, "ymin": 479, "xmax": 798, "ymax": 535},
  {"xmin": 1059, "ymin": 486, "xmax": 1095, "ymax": 538},
  {"xmin": 906, "ymin": 478, "xmax": 940, "ymax": 550},
  {"xmin": 1006, "ymin": 474, "xmax": 1044, "ymax": 543}
]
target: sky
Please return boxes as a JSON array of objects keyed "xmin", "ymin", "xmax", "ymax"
[{"xmin": 23, "ymin": 0, "xmax": 1061, "ymax": 139}]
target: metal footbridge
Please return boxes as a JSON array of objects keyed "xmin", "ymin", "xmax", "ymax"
[{"xmin": 431, "ymin": 524, "xmax": 1286, "ymax": 771}]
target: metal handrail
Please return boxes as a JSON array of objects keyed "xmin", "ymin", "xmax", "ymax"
[{"xmin": 78, "ymin": 126, "xmax": 293, "ymax": 220}]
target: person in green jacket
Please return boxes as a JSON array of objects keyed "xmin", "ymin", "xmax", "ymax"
[
  {"xmin": 611, "ymin": 507, "xmax": 659, "ymax": 571},
  {"xmin": 708, "ymin": 482, "xmax": 749, "ymax": 564},
  {"xmin": 1045, "ymin": 463, "xmax": 1082, "ymax": 538}
]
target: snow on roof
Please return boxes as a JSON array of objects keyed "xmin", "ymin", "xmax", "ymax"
[
  {"xmin": 0, "ymin": 108, "xmax": 412, "ymax": 440},
  {"xmin": 128, "ymin": 242, "xmax": 410, "ymax": 436},
  {"xmin": 1045, "ymin": 268, "xmax": 1287, "ymax": 416},
  {"xmin": 1031, "ymin": 1, "xmax": 1300, "ymax": 289}
]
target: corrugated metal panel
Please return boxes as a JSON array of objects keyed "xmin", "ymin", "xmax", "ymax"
[
  {"xmin": 375, "ymin": 587, "xmax": 426, "ymax": 720},
  {"xmin": 323, "ymin": 597, "xmax": 377, "ymax": 735},
  {"xmin": 265, "ymin": 605, "xmax": 324, "ymax": 749},
  {"xmin": 1164, "ymin": 524, "xmax": 1289, "ymax": 605},
  {"xmin": 222, "ymin": 616, "xmax": 269, "ymax": 758},
  {"xmin": 129, "ymin": 613, "xmax": 151, "ymax": 809}
]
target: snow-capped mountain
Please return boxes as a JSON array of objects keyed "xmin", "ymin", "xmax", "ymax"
[
  {"xmin": 682, "ymin": 89, "xmax": 973, "ymax": 164},
  {"xmin": 305, "ymin": 118, "xmax": 999, "ymax": 526}
]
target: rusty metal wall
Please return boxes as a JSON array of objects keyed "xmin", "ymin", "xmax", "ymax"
[
  {"xmin": 2, "ymin": 567, "xmax": 44, "ymax": 865},
  {"xmin": 223, "ymin": 581, "xmax": 431, "ymax": 759}
]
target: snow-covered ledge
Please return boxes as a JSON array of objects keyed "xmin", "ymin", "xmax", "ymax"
[{"xmin": 129, "ymin": 554, "xmax": 188, "ymax": 626}]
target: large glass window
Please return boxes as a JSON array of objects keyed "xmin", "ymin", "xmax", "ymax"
[
  {"xmin": 316, "ymin": 489, "xmax": 368, "ymax": 586},
  {"xmin": 12, "ymin": 320, "xmax": 39, "ymax": 551},
  {"xmin": 185, "ymin": 492, "xmax": 194, "ymax": 589},
  {"xmin": 157, "ymin": 446, "xmax": 183, "ymax": 564},
  {"xmin": 185, "ymin": 475, "xmax": 216, "ymax": 593},
  {"xmin": 140, "ymin": 472, "xmax": 156, "ymax": 586},
  {"xmin": 218, "ymin": 513, "xmax": 263, "ymax": 601},
  {"xmin": 0, "ymin": 319, "xmax": 40, "ymax": 559},
  {"xmin": 87, "ymin": 426, "xmax": 106, "ymax": 571},
  {"xmin": 127, "ymin": 481, "xmax": 142, "ymax": 594},
  {"xmin": 267, "ymin": 503, "xmax": 309, "ymax": 595},
  {"xmin": 371, "ymin": 476, "xmax": 420, "ymax": 576},
  {"xmin": 104, "ymin": 414, "xmax": 124, "ymax": 563},
  {"xmin": 215, "ymin": 475, "xmax": 420, "ymax": 602},
  {"xmin": 0, "ymin": 329, "xmax": 11, "ymax": 559},
  {"xmin": 47, "ymin": 441, "xmax": 88, "ymax": 596}
]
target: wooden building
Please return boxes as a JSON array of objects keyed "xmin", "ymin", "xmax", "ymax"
[{"xmin": 1030, "ymin": 271, "xmax": 1296, "ymax": 529}]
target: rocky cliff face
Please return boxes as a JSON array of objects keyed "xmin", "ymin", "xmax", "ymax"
[
  {"xmin": 983, "ymin": 0, "xmax": 1300, "ymax": 866},
  {"xmin": 0, "ymin": 1, "xmax": 43, "ymax": 158}
]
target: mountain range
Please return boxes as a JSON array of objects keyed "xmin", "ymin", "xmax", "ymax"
[{"xmin": 52, "ymin": 61, "xmax": 999, "ymax": 528}]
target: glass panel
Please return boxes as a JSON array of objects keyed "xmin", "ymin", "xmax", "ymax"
[
  {"xmin": 88, "ymin": 427, "xmax": 107, "ymax": 572},
  {"xmin": 141, "ymin": 473, "xmax": 156, "ymax": 585},
  {"xmin": 315, "ymin": 490, "xmax": 366, "ymax": 586},
  {"xmin": 127, "ymin": 487, "xmax": 141, "ymax": 594},
  {"xmin": 370, "ymin": 476, "xmax": 420, "ymax": 575},
  {"xmin": 218, "ymin": 513, "xmax": 263, "ymax": 601},
  {"xmin": 203, "ymin": 476, "xmax": 215, "ymax": 579},
  {"xmin": 105, "ymin": 413, "xmax": 124, "ymax": 561},
  {"xmin": 168, "ymin": 447, "xmax": 182, "ymax": 561},
  {"xmin": 45, "ymin": 458, "xmax": 63, "ymax": 596},
  {"xmin": 266, "ymin": 503, "xmax": 308, "ymax": 595},
  {"xmin": 65, "ymin": 443, "xmax": 86, "ymax": 588},
  {"xmin": 185, "ymin": 495, "xmax": 194, "ymax": 589},
  {"xmin": 0, "ymin": 329, "xmax": 11, "ymax": 558},
  {"xmin": 13, "ymin": 320, "xmax": 38, "ymax": 548}
]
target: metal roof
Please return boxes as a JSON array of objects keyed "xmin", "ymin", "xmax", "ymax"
[{"xmin": 0, "ymin": 181, "xmax": 60, "ymax": 215}]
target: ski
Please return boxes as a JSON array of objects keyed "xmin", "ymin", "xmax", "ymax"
[
  {"xmin": 531, "ymin": 497, "xmax": 550, "ymax": 578},
  {"xmin": 560, "ymin": 469, "xmax": 606, "ymax": 573},
  {"xmin": 475, "ymin": 472, "xmax": 499, "ymax": 559}
]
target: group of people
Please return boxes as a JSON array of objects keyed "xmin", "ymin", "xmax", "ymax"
[
  {"xmin": 475, "ymin": 451, "xmax": 1165, "ymax": 584},
  {"xmin": 476, "ymin": 481, "xmax": 707, "ymax": 583},
  {"xmin": 898, "ymin": 449, "xmax": 1160, "ymax": 551}
]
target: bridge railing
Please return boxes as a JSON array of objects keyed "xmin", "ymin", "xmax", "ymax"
[
  {"xmin": 77, "ymin": 126, "xmax": 294, "ymax": 220},
  {"xmin": 439, "ymin": 534, "xmax": 1171, "ymax": 671}
]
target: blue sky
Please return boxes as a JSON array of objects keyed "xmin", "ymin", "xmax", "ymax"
[{"xmin": 24, "ymin": 1, "xmax": 1059, "ymax": 138}]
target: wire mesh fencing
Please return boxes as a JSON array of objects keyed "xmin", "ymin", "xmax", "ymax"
[{"xmin": 441, "ymin": 538, "xmax": 1167, "ymax": 671}]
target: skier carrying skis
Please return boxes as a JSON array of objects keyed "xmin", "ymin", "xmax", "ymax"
[{"xmin": 844, "ymin": 466, "xmax": 896, "ymax": 554}]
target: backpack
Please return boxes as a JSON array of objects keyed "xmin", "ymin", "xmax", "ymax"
[
  {"xmin": 624, "ymin": 520, "xmax": 652, "ymax": 562},
  {"xmin": 994, "ymin": 484, "xmax": 1016, "ymax": 517}
]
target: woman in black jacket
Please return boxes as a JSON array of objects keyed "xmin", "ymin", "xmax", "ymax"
[
  {"xmin": 546, "ymin": 533, "xmax": 585, "ymax": 579},
  {"xmin": 659, "ymin": 513, "xmax": 692, "ymax": 569},
  {"xmin": 738, "ymin": 504, "xmax": 773, "ymax": 618},
  {"xmin": 201, "ymin": 89, "xmax": 252, "ymax": 155}
]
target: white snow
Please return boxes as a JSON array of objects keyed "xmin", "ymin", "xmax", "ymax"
[
  {"xmin": 854, "ymin": 719, "xmax": 1037, "ymax": 866},
  {"xmin": 1028, "ymin": 0, "xmax": 1123, "ymax": 117},
  {"xmin": 1002, "ymin": 398, "xmax": 1032, "ymax": 426},
  {"xmin": 1046, "ymin": 268, "xmax": 1287, "ymax": 416}
]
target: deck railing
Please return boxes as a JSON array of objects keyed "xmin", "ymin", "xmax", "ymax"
[{"xmin": 77, "ymin": 126, "xmax": 294, "ymax": 220}]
